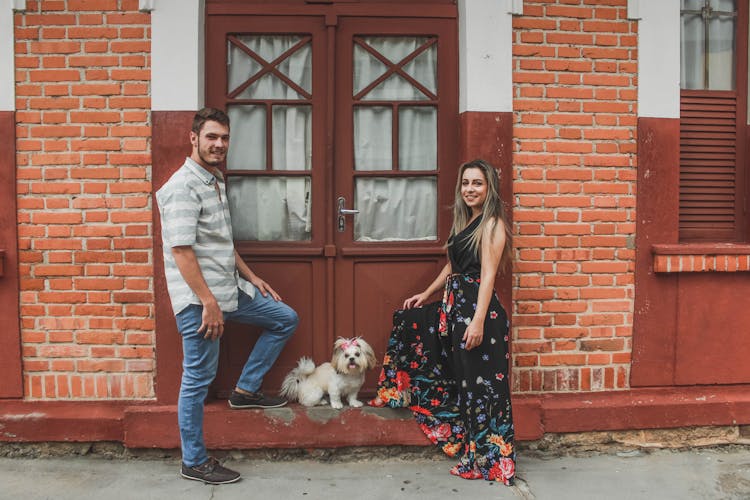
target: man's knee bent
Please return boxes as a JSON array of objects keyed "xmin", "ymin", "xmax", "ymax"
[{"xmin": 282, "ymin": 306, "xmax": 299, "ymax": 334}]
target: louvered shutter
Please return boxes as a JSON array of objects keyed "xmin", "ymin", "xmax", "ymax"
[{"xmin": 679, "ymin": 89, "xmax": 743, "ymax": 241}]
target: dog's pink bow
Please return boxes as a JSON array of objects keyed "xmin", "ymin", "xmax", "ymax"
[{"xmin": 341, "ymin": 339, "xmax": 359, "ymax": 350}]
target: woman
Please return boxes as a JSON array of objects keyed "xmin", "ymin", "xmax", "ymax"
[{"xmin": 370, "ymin": 159, "xmax": 515, "ymax": 485}]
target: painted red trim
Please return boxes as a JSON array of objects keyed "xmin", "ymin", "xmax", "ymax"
[
  {"xmin": 458, "ymin": 111, "xmax": 514, "ymax": 314},
  {"xmin": 151, "ymin": 111, "xmax": 194, "ymax": 404},
  {"xmin": 0, "ymin": 401, "xmax": 129, "ymax": 442},
  {"xmin": 206, "ymin": 3, "xmax": 457, "ymax": 18},
  {"xmin": 0, "ymin": 111, "xmax": 23, "ymax": 399},
  {"xmin": 632, "ymin": 117, "xmax": 680, "ymax": 387},
  {"xmin": 541, "ymin": 386, "xmax": 750, "ymax": 433}
]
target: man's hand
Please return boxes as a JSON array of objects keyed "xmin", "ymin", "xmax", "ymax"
[
  {"xmin": 250, "ymin": 275, "xmax": 282, "ymax": 301},
  {"xmin": 199, "ymin": 298, "xmax": 224, "ymax": 340},
  {"xmin": 171, "ymin": 245, "xmax": 224, "ymax": 340},
  {"xmin": 235, "ymin": 250, "xmax": 281, "ymax": 301}
]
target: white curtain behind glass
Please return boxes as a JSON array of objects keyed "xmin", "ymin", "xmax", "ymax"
[
  {"xmin": 228, "ymin": 177, "xmax": 311, "ymax": 241},
  {"xmin": 226, "ymin": 36, "xmax": 313, "ymax": 241},
  {"xmin": 352, "ymin": 37, "xmax": 438, "ymax": 241},
  {"xmin": 354, "ymin": 178, "xmax": 437, "ymax": 241},
  {"xmin": 680, "ymin": 1, "xmax": 736, "ymax": 90}
]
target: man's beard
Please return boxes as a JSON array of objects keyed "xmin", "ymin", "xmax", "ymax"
[{"xmin": 197, "ymin": 138, "xmax": 226, "ymax": 166}]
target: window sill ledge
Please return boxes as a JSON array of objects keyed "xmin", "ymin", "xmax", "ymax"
[{"xmin": 652, "ymin": 244, "xmax": 750, "ymax": 273}]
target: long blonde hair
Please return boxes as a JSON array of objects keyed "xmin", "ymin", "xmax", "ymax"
[{"xmin": 448, "ymin": 159, "xmax": 513, "ymax": 272}]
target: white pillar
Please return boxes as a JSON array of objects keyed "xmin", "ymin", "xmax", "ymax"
[
  {"xmin": 0, "ymin": 2, "xmax": 19, "ymax": 111},
  {"xmin": 637, "ymin": 1, "xmax": 680, "ymax": 118},
  {"xmin": 151, "ymin": 0, "xmax": 204, "ymax": 111},
  {"xmin": 457, "ymin": 0, "xmax": 515, "ymax": 113}
]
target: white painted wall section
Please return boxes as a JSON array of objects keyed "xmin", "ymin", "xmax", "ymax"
[
  {"xmin": 0, "ymin": 4, "xmax": 16, "ymax": 111},
  {"xmin": 151, "ymin": 0, "xmax": 204, "ymax": 111},
  {"xmin": 458, "ymin": 0, "xmax": 514, "ymax": 113},
  {"xmin": 637, "ymin": 0, "xmax": 680, "ymax": 119}
]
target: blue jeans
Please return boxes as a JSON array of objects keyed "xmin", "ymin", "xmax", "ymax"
[{"xmin": 174, "ymin": 287, "xmax": 298, "ymax": 467}]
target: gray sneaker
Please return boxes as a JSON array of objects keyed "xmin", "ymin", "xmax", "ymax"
[
  {"xmin": 181, "ymin": 457, "xmax": 241, "ymax": 484},
  {"xmin": 228, "ymin": 390, "xmax": 287, "ymax": 409}
]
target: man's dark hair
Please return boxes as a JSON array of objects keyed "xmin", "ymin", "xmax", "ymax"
[{"xmin": 192, "ymin": 107, "xmax": 230, "ymax": 134}]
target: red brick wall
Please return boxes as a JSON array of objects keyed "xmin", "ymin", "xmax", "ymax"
[
  {"xmin": 14, "ymin": 0, "xmax": 154, "ymax": 399},
  {"xmin": 511, "ymin": 0, "xmax": 637, "ymax": 392}
]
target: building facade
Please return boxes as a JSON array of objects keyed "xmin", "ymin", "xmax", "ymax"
[{"xmin": 1, "ymin": 0, "xmax": 749, "ymax": 449}]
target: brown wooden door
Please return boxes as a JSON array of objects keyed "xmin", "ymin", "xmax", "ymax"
[
  {"xmin": 206, "ymin": 9, "xmax": 457, "ymax": 397},
  {"xmin": 333, "ymin": 18, "xmax": 457, "ymax": 393}
]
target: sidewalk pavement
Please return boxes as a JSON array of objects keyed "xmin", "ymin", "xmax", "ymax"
[{"xmin": 1, "ymin": 446, "xmax": 749, "ymax": 500}]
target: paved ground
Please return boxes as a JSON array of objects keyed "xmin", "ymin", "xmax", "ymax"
[{"xmin": 1, "ymin": 447, "xmax": 749, "ymax": 499}]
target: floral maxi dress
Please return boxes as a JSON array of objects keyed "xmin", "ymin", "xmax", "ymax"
[{"xmin": 373, "ymin": 216, "xmax": 516, "ymax": 485}]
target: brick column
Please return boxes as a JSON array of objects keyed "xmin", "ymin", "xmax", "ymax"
[
  {"xmin": 511, "ymin": 0, "xmax": 637, "ymax": 392},
  {"xmin": 14, "ymin": 0, "xmax": 154, "ymax": 399}
]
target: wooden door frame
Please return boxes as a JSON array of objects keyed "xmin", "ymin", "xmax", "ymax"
[{"xmin": 0, "ymin": 110, "xmax": 23, "ymax": 398}]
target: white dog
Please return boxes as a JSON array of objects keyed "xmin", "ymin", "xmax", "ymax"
[{"xmin": 280, "ymin": 337, "xmax": 377, "ymax": 409}]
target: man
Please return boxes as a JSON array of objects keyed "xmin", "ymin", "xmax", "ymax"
[{"xmin": 156, "ymin": 107, "xmax": 298, "ymax": 484}]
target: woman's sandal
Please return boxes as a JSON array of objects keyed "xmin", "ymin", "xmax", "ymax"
[
  {"xmin": 367, "ymin": 396, "xmax": 385, "ymax": 407},
  {"xmin": 449, "ymin": 465, "xmax": 483, "ymax": 480}
]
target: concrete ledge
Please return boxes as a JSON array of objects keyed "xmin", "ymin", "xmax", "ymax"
[
  {"xmin": 123, "ymin": 397, "xmax": 543, "ymax": 449},
  {"xmin": 125, "ymin": 403, "xmax": 430, "ymax": 449},
  {"xmin": 3, "ymin": 387, "xmax": 750, "ymax": 447}
]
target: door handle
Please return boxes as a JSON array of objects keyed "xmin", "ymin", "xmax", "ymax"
[{"xmin": 337, "ymin": 196, "xmax": 359, "ymax": 232}]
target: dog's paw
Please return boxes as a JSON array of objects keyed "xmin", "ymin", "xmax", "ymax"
[
  {"xmin": 330, "ymin": 401, "xmax": 344, "ymax": 409},
  {"xmin": 349, "ymin": 399, "xmax": 363, "ymax": 408}
]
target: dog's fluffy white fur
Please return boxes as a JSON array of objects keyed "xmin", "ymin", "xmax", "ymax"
[{"xmin": 280, "ymin": 337, "xmax": 377, "ymax": 409}]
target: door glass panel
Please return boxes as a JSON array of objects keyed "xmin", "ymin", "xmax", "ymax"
[
  {"xmin": 708, "ymin": 8, "xmax": 736, "ymax": 90},
  {"xmin": 680, "ymin": 0, "xmax": 737, "ymax": 90},
  {"xmin": 681, "ymin": 12, "xmax": 704, "ymax": 89},
  {"xmin": 278, "ymin": 43, "xmax": 312, "ymax": 94},
  {"xmin": 402, "ymin": 44, "xmax": 437, "ymax": 95},
  {"xmin": 364, "ymin": 36, "xmax": 431, "ymax": 64},
  {"xmin": 399, "ymin": 106, "xmax": 436, "ymax": 171},
  {"xmin": 234, "ymin": 35, "xmax": 302, "ymax": 62},
  {"xmin": 272, "ymin": 105, "xmax": 312, "ymax": 171},
  {"xmin": 354, "ymin": 106, "xmax": 392, "ymax": 170},
  {"xmin": 228, "ymin": 176, "xmax": 311, "ymax": 241},
  {"xmin": 354, "ymin": 36, "xmax": 436, "ymax": 101},
  {"xmin": 363, "ymin": 74, "xmax": 430, "ymax": 101},
  {"xmin": 227, "ymin": 105, "xmax": 265, "ymax": 170},
  {"xmin": 228, "ymin": 43, "xmax": 262, "ymax": 95},
  {"xmin": 235, "ymin": 73, "xmax": 305, "ymax": 100},
  {"xmin": 354, "ymin": 177, "xmax": 437, "ymax": 241},
  {"xmin": 353, "ymin": 44, "xmax": 388, "ymax": 95},
  {"xmin": 681, "ymin": 0, "xmax": 704, "ymax": 9},
  {"xmin": 228, "ymin": 35, "xmax": 311, "ymax": 98}
]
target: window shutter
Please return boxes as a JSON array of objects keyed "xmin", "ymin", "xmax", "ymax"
[{"xmin": 679, "ymin": 90, "xmax": 742, "ymax": 241}]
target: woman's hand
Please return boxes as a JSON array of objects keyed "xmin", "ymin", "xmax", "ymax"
[
  {"xmin": 403, "ymin": 292, "xmax": 428, "ymax": 310},
  {"xmin": 463, "ymin": 319, "xmax": 484, "ymax": 350}
]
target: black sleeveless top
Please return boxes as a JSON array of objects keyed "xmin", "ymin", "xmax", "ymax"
[{"xmin": 448, "ymin": 215, "xmax": 482, "ymax": 275}]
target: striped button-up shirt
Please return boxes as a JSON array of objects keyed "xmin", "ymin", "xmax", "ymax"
[{"xmin": 156, "ymin": 157, "xmax": 255, "ymax": 315}]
